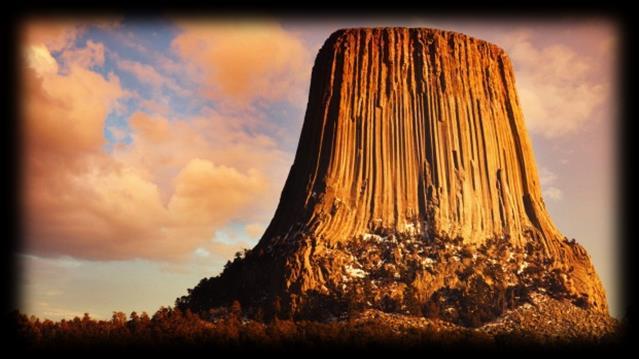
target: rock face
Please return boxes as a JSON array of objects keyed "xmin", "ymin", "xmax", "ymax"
[{"xmin": 178, "ymin": 28, "xmax": 608, "ymax": 326}]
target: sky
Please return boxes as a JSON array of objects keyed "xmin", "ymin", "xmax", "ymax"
[{"xmin": 18, "ymin": 16, "xmax": 620, "ymax": 320}]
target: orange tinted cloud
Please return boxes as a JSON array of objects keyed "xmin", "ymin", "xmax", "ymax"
[
  {"xmin": 118, "ymin": 59, "xmax": 165, "ymax": 87},
  {"xmin": 22, "ymin": 20, "xmax": 83, "ymax": 52},
  {"xmin": 498, "ymin": 29, "xmax": 614, "ymax": 137},
  {"xmin": 170, "ymin": 158, "xmax": 267, "ymax": 225},
  {"xmin": 23, "ymin": 39, "xmax": 124, "ymax": 170},
  {"xmin": 22, "ymin": 22, "xmax": 290, "ymax": 262},
  {"xmin": 24, "ymin": 109, "xmax": 282, "ymax": 262},
  {"xmin": 22, "ymin": 18, "xmax": 120, "ymax": 52},
  {"xmin": 120, "ymin": 111, "xmax": 290, "ymax": 202},
  {"xmin": 23, "ymin": 67, "xmax": 123, "ymax": 156},
  {"xmin": 26, "ymin": 155, "xmax": 268, "ymax": 261},
  {"xmin": 115, "ymin": 57, "xmax": 190, "ymax": 96},
  {"xmin": 172, "ymin": 21, "xmax": 311, "ymax": 105},
  {"xmin": 129, "ymin": 112, "xmax": 172, "ymax": 143},
  {"xmin": 61, "ymin": 40, "xmax": 105, "ymax": 69},
  {"xmin": 244, "ymin": 223, "xmax": 265, "ymax": 239}
]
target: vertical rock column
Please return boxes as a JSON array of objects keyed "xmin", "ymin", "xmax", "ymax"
[
  {"xmin": 254, "ymin": 28, "xmax": 607, "ymax": 313},
  {"xmin": 262, "ymin": 28, "xmax": 556, "ymax": 248}
]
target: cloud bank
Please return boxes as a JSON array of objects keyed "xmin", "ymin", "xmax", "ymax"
[
  {"xmin": 21, "ymin": 21, "xmax": 296, "ymax": 262},
  {"xmin": 172, "ymin": 21, "xmax": 311, "ymax": 106}
]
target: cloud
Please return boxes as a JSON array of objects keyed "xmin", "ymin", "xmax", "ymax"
[
  {"xmin": 245, "ymin": 223, "xmax": 265, "ymax": 239},
  {"xmin": 138, "ymin": 98, "xmax": 172, "ymax": 116},
  {"xmin": 115, "ymin": 57, "xmax": 190, "ymax": 96},
  {"xmin": 36, "ymin": 303, "xmax": 87, "ymax": 321},
  {"xmin": 23, "ymin": 41, "xmax": 125, "ymax": 162},
  {"xmin": 23, "ymin": 67, "xmax": 124, "ymax": 157},
  {"xmin": 538, "ymin": 166, "xmax": 558, "ymax": 186},
  {"xmin": 168, "ymin": 158, "xmax": 268, "ymax": 228},
  {"xmin": 119, "ymin": 110, "xmax": 290, "ymax": 201},
  {"xmin": 194, "ymin": 248, "xmax": 210, "ymax": 258},
  {"xmin": 32, "ymin": 157, "xmax": 265, "ymax": 261},
  {"xmin": 171, "ymin": 21, "xmax": 311, "ymax": 106},
  {"xmin": 22, "ymin": 23, "xmax": 291, "ymax": 262},
  {"xmin": 22, "ymin": 21, "xmax": 83, "ymax": 52},
  {"xmin": 543, "ymin": 187, "xmax": 563, "ymax": 201},
  {"xmin": 498, "ymin": 30, "xmax": 611, "ymax": 138},
  {"xmin": 538, "ymin": 167, "xmax": 563, "ymax": 202},
  {"xmin": 102, "ymin": 28, "xmax": 188, "ymax": 79},
  {"xmin": 22, "ymin": 18, "xmax": 122, "ymax": 52},
  {"xmin": 61, "ymin": 40, "xmax": 105, "ymax": 69},
  {"xmin": 128, "ymin": 112, "xmax": 172, "ymax": 143},
  {"xmin": 117, "ymin": 59, "xmax": 165, "ymax": 87},
  {"xmin": 107, "ymin": 126, "xmax": 128, "ymax": 142},
  {"xmin": 25, "ymin": 44, "xmax": 58, "ymax": 74},
  {"xmin": 24, "ymin": 104, "xmax": 284, "ymax": 262}
]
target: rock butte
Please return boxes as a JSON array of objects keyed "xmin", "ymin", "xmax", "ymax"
[{"xmin": 179, "ymin": 28, "xmax": 608, "ymax": 322}]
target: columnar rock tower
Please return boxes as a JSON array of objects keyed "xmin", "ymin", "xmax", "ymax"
[{"xmin": 179, "ymin": 28, "xmax": 608, "ymax": 323}]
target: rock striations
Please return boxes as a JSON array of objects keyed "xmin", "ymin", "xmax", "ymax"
[{"xmin": 177, "ymin": 28, "xmax": 610, "ymax": 332}]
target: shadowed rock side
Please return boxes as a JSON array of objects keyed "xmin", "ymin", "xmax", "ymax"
[{"xmin": 177, "ymin": 28, "xmax": 608, "ymax": 328}]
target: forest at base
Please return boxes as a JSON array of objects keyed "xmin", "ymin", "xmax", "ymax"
[{"xmin": 9, "ymin": 300, "xmax": 627, "ymax": 352}]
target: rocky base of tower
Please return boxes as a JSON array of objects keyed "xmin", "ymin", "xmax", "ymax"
[
  {"xmin": 345, "ymin": 293, "xmax": 619, "ymax": 344},
  {"xmin": 177, "ymin": 231, "xmax": 607, "ymax": 328}
]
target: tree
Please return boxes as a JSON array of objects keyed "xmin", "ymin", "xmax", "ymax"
[
  {"xmin": 381, "ymin": 295, "xmax": 400, "ymax": 312},
  {"xmin": 254, "ymin": 307, "xmax": 264, "ymax": 322},
  {"xmin": 140, "ymin": 311, "xmax": 150, "ymax": 323},
  {"xmin": 423, "ymin": 299, "xmax": 440, "ymax": 319},
  {"xmin": 270, "ymin": 295, "xmax": 282, "ymax": 321},
  {"xmin": 404, "ymin": 292, "xmax": 423, "ymax": 316},
  {"xmin": 111, "ymin": 311, "xmax": 127, "ymax": 326},
  {"xmin": 231, "ymin": 300, "xmax": 242, "ymax": 319}
]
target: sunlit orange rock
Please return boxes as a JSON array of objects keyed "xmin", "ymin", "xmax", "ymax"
[{"xmin": 179, "ymin": 28, "xmax": 608, "ymax": 324}]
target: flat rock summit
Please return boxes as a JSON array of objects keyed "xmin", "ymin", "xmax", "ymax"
[{"xmin": 177, "ymin": 28, "xmax": 614, "ymax": 339}]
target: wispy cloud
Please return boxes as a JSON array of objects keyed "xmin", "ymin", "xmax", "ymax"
[
  {"xmin": 114, "ymin": 56, "xmax": 191, "ymax": 97},
  {"xmin": 539, "ymin": 166, "xmax": 563, "ymax": 202},
  {"xmin": 60, "ymin": 40, "xmax": 105, "ymax": 69},
  {"xmin": 22, "ymin": 20, "xmax": 84, "ymax": 52},
  {"xmin": 543, "ymin": 187, "xmax": 563, "ymax": 201},
  {"xmin": 497, "ymin": 29, "xmax": 613, "ymax": 138}
]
